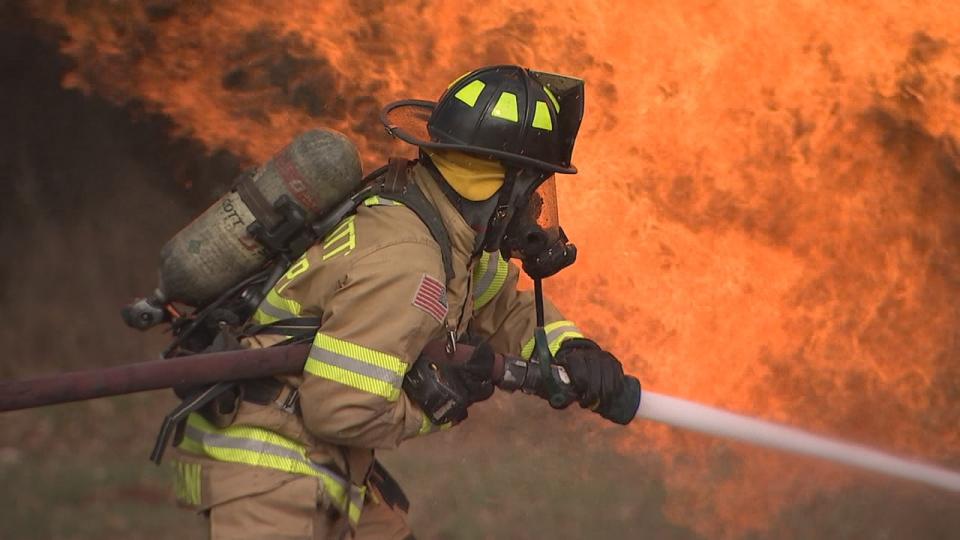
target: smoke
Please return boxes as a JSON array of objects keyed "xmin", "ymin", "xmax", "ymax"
[{"xmin": 22, "ymin": 0, "xmax": 960, "ymax": 537}]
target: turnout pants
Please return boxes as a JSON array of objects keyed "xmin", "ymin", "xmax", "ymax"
[{"xmin": 174, "ymin": 454, "xmax": 414, "ymax": 540}]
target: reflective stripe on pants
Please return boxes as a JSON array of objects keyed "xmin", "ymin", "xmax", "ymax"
[{"xmin": 177, "ymin": 413, "xmax": 366, "ymax": 526}]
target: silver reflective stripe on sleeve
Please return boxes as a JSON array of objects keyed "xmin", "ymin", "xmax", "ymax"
[
  {"xmin": 253, "ymin": 289, "xmax": 304, "ymax": 324},
  {"xmin": 303, "ymin": 334, "xmax": 407, "ymax": 401},
  {"xmin": 473, "ymin": 251, "xmax": 510, "ymax": 310}
]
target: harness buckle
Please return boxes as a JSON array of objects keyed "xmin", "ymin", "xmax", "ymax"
[
  {"xmin": 275, "ymin": 387, "xmax": 300, "ymax": 414},
  {"xmin": 445, "ymin": 329, "xmax": 457, "ymax": 355}
]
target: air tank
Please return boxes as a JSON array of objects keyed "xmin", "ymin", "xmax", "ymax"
[{"xmin": 156, "ymin": 128, "xmax": 362, "ymax": 306}]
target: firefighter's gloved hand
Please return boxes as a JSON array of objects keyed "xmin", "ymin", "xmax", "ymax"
[
  {"xmin": 458, "ymin": 341, "xmax": 496, "ymax": 402},
  {"xmin": 403, "ymin": 342, "xmax": 495, "ymax": 425},
  {"xmin": 554, "ymin": 338, "xmax": 628, "ymax": 420}
]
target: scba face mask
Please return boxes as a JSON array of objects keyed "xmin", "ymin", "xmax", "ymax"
[{"xmin": 500, "ymin": 176, "xmax": 577, "ymax": 279}]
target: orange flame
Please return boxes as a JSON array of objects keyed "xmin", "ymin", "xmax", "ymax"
[{"xmin": 29, "ymin": 1, "xmax": 960, "ymax": 536}]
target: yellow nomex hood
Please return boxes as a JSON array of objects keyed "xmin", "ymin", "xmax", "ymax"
[{"xmin": 426, "ymin": 150, "xmax": 505, "ymax": 201}]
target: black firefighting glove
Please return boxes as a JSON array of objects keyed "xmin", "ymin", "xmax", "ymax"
[
  {"xmin": 403, "ymin": 341, "xmax": 496, "ymax": 425},
  {"xmin": 554, "ymin": 338, "xmax": 640, "ymax": 425},
  {"xmin": 457, "ymin": 341, "xmax": 497, "ymax": 403}
]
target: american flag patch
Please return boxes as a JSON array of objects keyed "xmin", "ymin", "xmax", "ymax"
[{"xmin": 412, "ymin": 274, "xmax": 448, "ymax": 323}]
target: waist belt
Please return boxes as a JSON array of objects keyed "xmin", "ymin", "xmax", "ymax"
[
  {"xmin": 177, "ymin": 413, "xmax": 366, "ymax": 527},
  {"xmin": 236, "ymin": 316, "xmax": 323, "ymax": 409},
  {"xmin": 238, "ymin": 377, "xmax": 288, "ymax": 406}
]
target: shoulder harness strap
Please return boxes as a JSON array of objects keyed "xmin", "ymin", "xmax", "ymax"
[
  {"xmin": 244, "ymin": 316, "xmax": 322, "ymax": 342},
  {"xmin": 373, "ymin": 158, "xmax": 456, "ymax": 285}
]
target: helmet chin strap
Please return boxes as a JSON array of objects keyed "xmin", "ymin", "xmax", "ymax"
[{"xmin": 482, "ymin": 167, "xmax": 520, "ymax": 253}]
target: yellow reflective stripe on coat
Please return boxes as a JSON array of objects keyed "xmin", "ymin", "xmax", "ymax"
[
  {"xmin": 178, "ymin": 414, "xmax": 365, "ymax": 525},
  {"xmin": 417, "ymin": 413, "xmax": 453, "ymax": 435},
  {"xmin": 252, "ymin": 288, "xmax": 304, "ymax": 325},
  {"xmin": 277, "ymin": 256, "xmax": 310, "ymax": 293},
  {"xmin": 173, "ymin": 461, "xmax": 202, "ymax": 507},
  {"xmin": 473, "ymin": 251, "xmax": 510, "ymax": 310},
  {"xmin": 521, "ymin": 320, "xmax": 584, "ymax": 359},
  {"xmin": 304, "ymin": 333, "xmax": 407, "ymax": 402},
  {"xmin": 362, "ymin": 195, "xmax": 403, "ymax": 207}
]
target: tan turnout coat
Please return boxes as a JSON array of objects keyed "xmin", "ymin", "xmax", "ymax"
[{"xmin": 172, "ymin": 163, "xmax": 584, "ymax": 538}]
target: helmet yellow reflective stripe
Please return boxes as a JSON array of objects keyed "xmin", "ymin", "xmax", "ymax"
[
  {"xmin": 454, "ymin": 80, "xmax": 486, "ymax": 107},
  {"xmin": 178, "ymin": 413, "xmax": 366, "ymax": 525},
  {"xmin": 491, "ymin": 92, "xmax": 519, "ymax": 122},
  {"xmin": 543, "ymin": 85, "xmax": 561, "ymax": 112},
  {"xmin": 532, "ymin": 101, "xmax": 553, "ymax": 131},
  {"xmin": 304, "ymin": 333, "xmax": 407, "ymax": 401},
  {"xmin": 385, "ymin": 65, "xmax": 582, "ymax": 174},
  {"xmin": 521, "ymin": 320, "xmax": 584, "ymax": 359},
  {"xmin": 473, "ymin": 251, "xmax": 510, "ymax": 310}
]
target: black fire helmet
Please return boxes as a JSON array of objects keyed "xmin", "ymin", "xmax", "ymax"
[{"xmin": 381, "ymin": 65, "xmax": 584, "ymax": 175}]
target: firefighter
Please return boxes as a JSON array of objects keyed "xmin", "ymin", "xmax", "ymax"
[{"xmin": 171, "ymin": 65, "xmax": 631, "ymax": 539}]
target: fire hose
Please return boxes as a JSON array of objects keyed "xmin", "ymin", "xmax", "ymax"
[{"xmin": 0, "ymin": 341, "xmax": 958, "ymax": 492}]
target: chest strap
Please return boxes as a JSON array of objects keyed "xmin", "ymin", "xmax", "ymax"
[{"xmin": 372, "ymin": 158, "xmax": 455, "ymax": 285}]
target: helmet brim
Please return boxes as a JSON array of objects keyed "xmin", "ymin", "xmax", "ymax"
[{"xmin": 380, "ymin": 99, "xmax": 578, "ymax": 175}]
